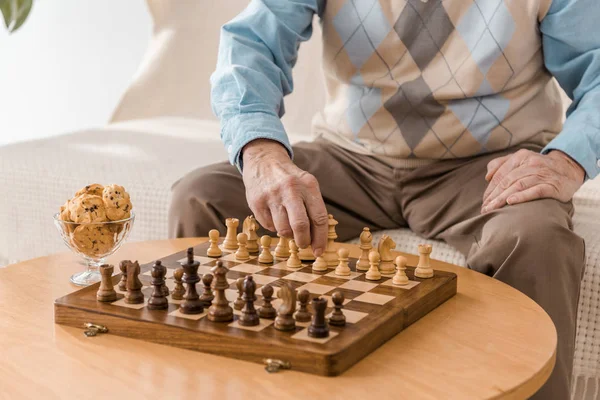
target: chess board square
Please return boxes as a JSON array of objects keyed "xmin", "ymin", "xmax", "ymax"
[
  {"xmin": 198, "ymin": 265, "xmax": 215, "ymax": 275},
  {"xmin": 339, "ymin": 280, "xmax": 378, "ymax": 292},
  {"xmin": 352, "ymin": 274, "xmax": 386, "ymax": 283},
  {"xmin": 168, "ymin": 296, "xmax": 183, "ymax": 305},
  {"xmin": 380, "ymin": 279, "xmax": 420, "ymax": 290},
  {"xmin": 296, "ymin": 283, "xmax": 337, "ymax": 295},
  {"xmin": 165, "ymin": 279, "xmax": 176, "ymax": 291},
  {"xmin": 324, "ymin": 270, "xmax": 363, "ymax": 280},
  {"xmin": 143, "ymin": 268, "xmax": 175, "ymax": 279},
  {"xmin": 353, "ymin": 292, "xmax": 395, "ymax": 305},
  {"xmin": 312, "ymin": 276, "xmax": 350, "ymax": 287},
  {"xmin": 322, "ymin": 287, "xmax": 364, "ymax": 300},
  {"xmin": 270, "ymin": 261, "xmax": 306, "ymax": 271},
  {"xmin": 291, "ymin": 328, "xmax": 339, "ymax": 344},
  {"xmin": 219, "ymin": 253, "xmax": 257, "ymax": 262},
  {"xmin": 169, "ymin": 308, "xmax": 208, "ymax": 320},
  {"xmin": 225, "ymin": 289, "xmax": 239, "ymax": 302},
  {"xmin": 327, "ymin": 309, "xmax": 368, "ymax": 324},
  {"xmin": 230, "ymin": 264, "xmax": 267, "ymax": 274},
  {"xmin": 250, "ymin": 274, "xmax": 280, "ymax": 285},
  {"xmin": 281, "ymin": 272, "xmax": 322, "ymax": 283},
  {"xmin": 255, "ymin": 268, "xmax": 292, "ymax": 278},
  {"xmin": 228, "ymin": 318, "xmax": 274, "ymax": 332},
  {"xmin": 111, "ymin": 298, "xmax": 147, "ymax": 309},
  {"xmin": 177, "ymin": 256, "xmax": 215, "ymax": 265}
]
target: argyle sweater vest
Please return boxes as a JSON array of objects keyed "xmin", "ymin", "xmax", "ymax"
[{"xmin": 311, "ymin": 0, "xmax": 563, "ymax": 166}]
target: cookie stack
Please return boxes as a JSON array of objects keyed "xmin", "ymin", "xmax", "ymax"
[{"xmin": 59, "ymin": 184, "xmax": 133, "ymax": 257}]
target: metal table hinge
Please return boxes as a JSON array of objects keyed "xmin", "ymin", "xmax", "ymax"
[
  {"xmin": 263, "ymin": 358, "xmax": 291, "ymax": 373},
  {"xmin": 83, "ymin": 322, "xmax": 109, "ymax": 337}
]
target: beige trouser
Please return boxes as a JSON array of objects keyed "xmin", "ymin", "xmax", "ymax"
[{"xmin": 168, "ymin": 139, "xmax": 585, "ymax": 399}]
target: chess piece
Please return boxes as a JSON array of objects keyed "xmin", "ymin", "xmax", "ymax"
[
  {"xmin": 234, "ymin": 277, "xmax": 245, "ymax": 311},
  {"xmin": 243, "ymin": 216, "xmax": 260, "ymax": 253},
  {"xmin": 356, "ymin": 228, "xmax": 372, "ymax": 271},
  {"xmin": 312, "ymin": 256, "xmax": 328, "ymax": 272},
  {"xmin": 334, "ymin": 248, "xmax": 351, "ymax": 276},
  {"xmin": 393, "ymin": 256, "xmax": 409, "ymax": 286},
  {"xmin": 239, "ymin": 276, "xmax": 259, "ymax": 326},
  {"xmin": 180, "ymin": 248, "xmax": 204, "ymax": 314},
  {"xmin": 275, "ymin": 234, "xmax": 290, "ymax": 259},
  {"xmin": 324, "ymin": 214, "xmax": 339, "ymax": 267},
  {"xmin": 294, "ymin": 289, "xmax": 312, "ymax": 323},
  {"xmin": 125, "ymin": 261, "xmax": 144, "ymax": 304},
  {"xmin": 274, "ymin": 283, "xmax": 296, "ymax": 331},
  {"xmin": 171, "ymin": 267, "xmax": 185, "ymax": 300},
  {"xmin": 199, "ymin": 273, "xmax": 214, "ymax": 307},
  {"xmin": 328, "ymin": 291, "xmax": 346, "ymax": 327},
  {"xmin": 97, "ymin": 264, "xmax": 117, "ymax": 302},
  {"xmin": 298, "ymin": 245, "xmax": 316, "ymax": 261},
  {"xmin": 415, "ymin": 244, "xmax": 434, "ymax": 278},
  {"xmin": 235, "ymin": 232, "xmax": 250, "ymax": 261},
  {"xmin": 223, "ymin": 217, "xmax": 239, "ymax": 250},
  {"xmin": 148, "ymin": 260, "xmax": 169, "ymax": 310},
  {"xmin": 207, "ymin": 229, "xmax": 223, "ymax": 257},
  {"xmin": 117, "ymin": 260, "xmax": 128, "ymax": 291},
  {"xmin": 208, "ymin": 261, "xmax": 234, "ymax": 322},
  {"xmin": 308, "ymin": 297, "xmax": 329, "ymax": 338},
  {"xmin": 378, "ymin": 234, "xmax": 397, "ymax": 274},
  {"xmin": 365, "ymin": 250, "xmax": 382, "ymax": 281},
  {"xmin": 258, "ymin": 235, "xmax": 274, "ymax": 264},
  {"xmin": 286, "ymin": 239, "xmax": 302, "ymax": 268},
  {"xmin": 152, "ymin": 260, "xmax": 169, "ymax": 297},
  {"xmin": 258, "ymin": 284, "xmax": 276, "ymax": 319}
]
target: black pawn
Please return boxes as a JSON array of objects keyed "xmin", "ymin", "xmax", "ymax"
[
  {"xmin": 257, "ymin": 284, "xmax": 276, "ymax": 319},
  {"xmin": 148, "ymin": 260, "xmax": 168, "ymax": 310},
  {"xmin": 239, "ymin": 276, "xmax": 259, "ymax": 326},
  {"xmin": 294, "ymin": 289, "xmax": 312, "ymax": 322},
  {"xmin": 328, "ymin": 291, "xmax": 346, "ymax": 326},
  {"xmin": 199, "ymin": 273, "xmax": 214, "ymax": 307},
  {"xmin": 308, "ymin": 297, "xmax": 329, "ymax": 338},
  {"xmin": 180, "ymin": 247, "xmax": 204, "ymax": 314},
  {"xmin": 171, "ymin": 267, "xmax": 185, "ymax": 300},
  {"xmin": 234, "ymin": 277, "xmax": 245, "ymax": 311},
  {"xmin": 117, "ymin": 260, "xmax": 128, "ymax": 291}
]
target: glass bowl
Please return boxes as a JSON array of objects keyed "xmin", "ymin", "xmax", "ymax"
[{"xmin": 53, "ymin": 212, "xmax": 135, "ymax": 286}]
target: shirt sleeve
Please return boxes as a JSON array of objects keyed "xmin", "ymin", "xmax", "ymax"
[
  {"xmin": 540, "ymin": 0, "xmax": 600, "ymax": 179},
  {"xmin": 210, "ymin": 0, "xmax": 323, "ymax": 171}
]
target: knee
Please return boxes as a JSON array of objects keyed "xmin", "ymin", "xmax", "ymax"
[
  {"xmin": 472, "ymin": 200, "xmax": 585, "ymax": 278},
  {"xmin": 168, "ymin": 162, "xmax": 239, "ymax": 237}
]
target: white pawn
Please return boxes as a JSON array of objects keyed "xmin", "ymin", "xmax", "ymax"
[
  {"xmin": 286, "ymin": 239, "xmax": 302, "ymax": 269},
  {"xmin": 356, "ymin": 227, "xmax": 372, "ymax": 271},
  {"xmin": 335, "ymin": 248, "xmax": 351, "ymax": 276},
  {"xmin": 235, "ymin": 233, "xmax": 250, "ymax": 261},
  {"xmin": 275, "ymin": 234, "xmax": 290, "ymax": 259},
  {"xmin": 312, "ymin": 256, "xmax": 328, "ymax": 272},
  {"xmin": 258, "ymin": 235, "xmax": 274, "ymax": 264},
  {"xmin": 365, "ymin": 250, "xmax": 381, "ymax": 281},
  {"xmin": 393, "ymin": 255, "xmax": 409, "ymax": 286},
  {"xmin": 207, "ymin": 229, "xmax": 222, "ymax": 257}
]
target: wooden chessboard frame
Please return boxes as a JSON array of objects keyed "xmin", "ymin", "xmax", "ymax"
[{"xmin": 54, "ymin": 242, "xmax": 457, "ymax": 376}]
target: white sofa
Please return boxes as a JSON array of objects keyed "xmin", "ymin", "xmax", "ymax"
[{"xmin": 1, "ymin": 1, "xmax": 598, "ymax": 398}]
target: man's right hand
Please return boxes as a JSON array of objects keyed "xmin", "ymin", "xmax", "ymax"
[{"xmin": 242, "ymin": 139, "xmax": 328, "ymax": 256}]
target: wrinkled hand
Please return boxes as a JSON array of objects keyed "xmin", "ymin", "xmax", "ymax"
[
  {"xmin": 242, "ymin": 139, "xmax": 328, "ymax": 256},
  {"xmin": 481, "ymin": 149, "xmax": 585, "ymax": 213}
]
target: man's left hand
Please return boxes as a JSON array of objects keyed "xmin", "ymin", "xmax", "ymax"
[{"xmin": 482, "ymin": 149, "xmax": 585, "ymax": 213}]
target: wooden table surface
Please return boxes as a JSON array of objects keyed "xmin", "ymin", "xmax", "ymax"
[{"xmin": 0, "ymin": 238, "xmax": 556, "ymax": 400}]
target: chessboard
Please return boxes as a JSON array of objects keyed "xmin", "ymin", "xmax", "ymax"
[{"xmin": 54, "ymin": 238, "xmax": 457, "ymax": 376}]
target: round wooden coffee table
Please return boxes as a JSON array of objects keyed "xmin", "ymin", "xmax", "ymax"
[{"xmin": 0, "ymin": 238, "xmax": 556, "ymax": 399}]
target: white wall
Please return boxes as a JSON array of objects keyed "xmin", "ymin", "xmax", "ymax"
[{"xmin": 0, "ymin": 0, "xmax": 151, "ymax": 146}]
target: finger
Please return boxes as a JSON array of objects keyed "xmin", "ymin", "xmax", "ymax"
[
  {"xmin": 252, "ymin": 205, "xmax": 275, "ymax": 232},
  {"xmin": 483, "ymin": 152, "xmax": 527, "ymax": 204},
  {"xmin": 485, "ymin": 154, "xmax": 511, "ymax": 182},
  {"xmin": 505, "ymin": 184, "xmax": 556, "ymax": 205},
  {"xmin": 269, "ymin": 203, "xmax": 292, "ymax": 237},
  {"xmin": 301, "ymin": 177, "xmax": 328, "ymax": 257},
  {"xmin": 482, "ymin": 166, "xmax": 537, "ymax": 210},
  {"xmin": 482, "ymin": 175, "xmax": 540, "ymax": 213},
  {"xmin": 284, "ymin": 198, "xmax": 311, "ymax": 249}
]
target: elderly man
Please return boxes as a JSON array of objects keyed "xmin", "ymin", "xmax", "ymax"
[{"xmin": 169, "ymin": 0, "xmax": 598, "ymax": 397}]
